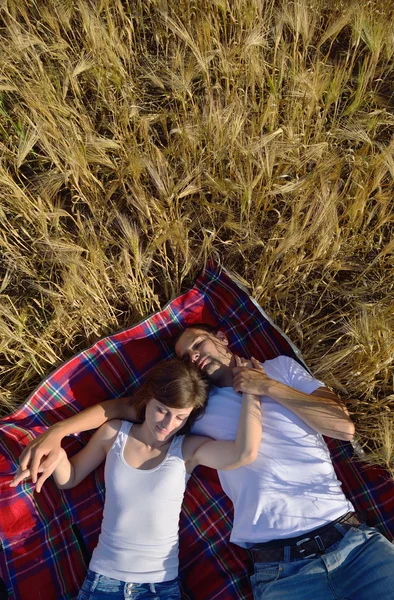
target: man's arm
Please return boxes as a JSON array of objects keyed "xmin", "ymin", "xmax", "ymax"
[
  {"xmin": 233, "ymin": 364, "xmax": 355, "ymax": 441},
  {"xmin": 12, "ymin": 397, "xmax": 136, "ymax": 489}
]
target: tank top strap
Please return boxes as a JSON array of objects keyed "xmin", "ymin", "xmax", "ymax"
[
  {"xmin": 168, "ymin": 434, "xmax": 185, "ymax": 461},
  {"xmin": 109, "ymin": 420, "xmax": 133, "ymax": 456}
]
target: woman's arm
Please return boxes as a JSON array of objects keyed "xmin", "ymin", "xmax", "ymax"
[
  {"xmin": 11, "ymin": 420, "xmax": 121, "ymax": 491},
  {"xmin": 183, "ymin": 358, "xmax": 262, "ymax": 473},
  {"xmin": 11, "ymin": 397, "xmax": 135, "ymax": 489}
]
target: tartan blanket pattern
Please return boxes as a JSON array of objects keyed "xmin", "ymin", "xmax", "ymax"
[{"xmin": 1, "ymin": 259, "xmax": 393, "ymax": 600}]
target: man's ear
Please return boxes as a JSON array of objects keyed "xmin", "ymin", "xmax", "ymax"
[{"xmin": 215, "ymin": 331, "xmax": 229, "ymax": 345}]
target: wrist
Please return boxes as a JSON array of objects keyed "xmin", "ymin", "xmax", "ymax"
[
  {"xmin": 244, "ymin": 392, "xmax": 261, "ymax": 400},
  {"xmin": 50, "ymin": 422, "xmax": 68, "ymax": 438},
  {"xmin": 260, "ymin": 377, "xmax": 276, "ymax": 396}
]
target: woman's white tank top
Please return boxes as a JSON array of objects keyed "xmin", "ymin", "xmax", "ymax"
[{"xmin": 89, "ymin": 421, "xmax": 188, "ymax": 583}]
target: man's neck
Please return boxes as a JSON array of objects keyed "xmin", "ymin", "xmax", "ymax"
[{"xmin": 212, "ymin": 365, "xmax": 234, "ymax": 388}]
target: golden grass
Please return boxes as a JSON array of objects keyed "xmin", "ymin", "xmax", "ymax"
[{"xmin": 0, "ymin": 0, "xmax": 393, "ymax": 471}]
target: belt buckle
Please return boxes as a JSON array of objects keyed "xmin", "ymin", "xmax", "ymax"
[
  {"xmin": 295, "ymin": 535, "xmax": 325, "ymax": 558},
  {"xmin": 295, "ymin": 537, "xmax": 311, "ymax": 556}
]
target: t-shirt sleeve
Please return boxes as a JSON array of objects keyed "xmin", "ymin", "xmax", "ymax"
[{"xmin": 274, "ymin": 356, "xmax": 325, "ymax": 395}]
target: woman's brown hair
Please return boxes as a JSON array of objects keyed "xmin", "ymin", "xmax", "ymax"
[{"xmin": 128, "ymin": 358, "xmax": 209, "ymax": 434}]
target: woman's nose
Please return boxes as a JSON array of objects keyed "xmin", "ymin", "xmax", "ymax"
[{"xmin": 163, "ymin": 414, "xmax": 176, "ymax": 430}]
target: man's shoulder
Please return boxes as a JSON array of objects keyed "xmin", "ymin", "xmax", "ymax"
[
  {"xmin": 261, "ymin": 355, "xmax": 295, "ymax": 370},
  {"xmin": 262, "ymin": 354, "xmax": 295, "ymax": 363},
  {"xmin": 262, "ymin": 355, "xmax": 302, "ymax": 385}
]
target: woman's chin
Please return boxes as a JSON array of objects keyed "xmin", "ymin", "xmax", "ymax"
[{"xmin": 156, "ymin": 426, "xmax": 170, "ymax": 438}]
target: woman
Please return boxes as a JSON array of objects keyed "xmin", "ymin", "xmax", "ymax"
[{"xmin": 11, "ymin": 358, "xmax": 262, "ymax": 600}]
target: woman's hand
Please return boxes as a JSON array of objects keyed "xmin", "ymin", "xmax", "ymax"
[
  {"xmin": 11, "ymin": 425, "xmax": 65, "ymax": 490},
  {"xmin": 232, "ymin": 356, "xmax": 271, "ymax": 395},
  {"xmin": 10, "ymin": 447, "xmax": 68, "ymax": 493}
]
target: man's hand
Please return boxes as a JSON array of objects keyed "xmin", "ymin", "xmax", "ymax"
[
  {"xmin": 10, "ymin": 448, "xmax": 68, "ymax": 493},
  {"xmin": 233, "ymin": 357, "xmax": 271, "ymax": 395},
  {"xmin": 10, "ymin": 425, "xmax": 65, "ymax": 491}
]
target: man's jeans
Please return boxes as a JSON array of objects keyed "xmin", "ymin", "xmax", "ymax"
[
  {"xmin": 251, "ymin": 524, "xmax": 394, "ymax": 599},
  {"xmin": 76, "ymin": 569, "xmax": 181, "ymax": 600}
]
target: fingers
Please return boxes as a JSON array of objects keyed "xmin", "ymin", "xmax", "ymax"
[
  {"xmin": 30, "ymin": 450, "xmax": 46, "ymax": 484},
  {"xmin": 232, "ymin": 373, "xmax": 240, "ymax": 391},
  {"xmin": 18, "ymin": 445, "xmax": 33, "ymax": 471},
  {"xmin": 35, "ymin": 470, "xmax": 53, "ymax": 494},
  {"xmin": 9, "ymin": 467, "xmax": 31, "ymax": 487},
  {"xmin": 10, "ymin": 463, "xmax": 48, "ymax": 491},
  {"xmin": 232, "ymin": 371, "xmax": 248, "ymax": 393},
  {"xmin": 251, "ymin": 357, "xmax": 265, "ymax": 372},
  {"xmin": 234, "ymin": 355, "xmax": 249, "ymax": 367},
  {"xmin": 233, "ymin": 355, "xmax": 251, "ymax": 373},
  {"xmin": 233, "ymin": 355, "xmax": 242, "ymax": 374},
  {"xmin": 38, "ymin": 452, "xmax": 60, "ymax": 472},
  {"xmin": 233, "ymin": 356, "xmax": 264, "ymax": 374}
]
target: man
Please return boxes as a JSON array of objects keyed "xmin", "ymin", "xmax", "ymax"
[{"xmin": 12, "ymin": 325, "xmax": 394, "ymax": 599}]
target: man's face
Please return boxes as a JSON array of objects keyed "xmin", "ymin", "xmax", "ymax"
[{"xmin": 174, "ymin": 328, "xmax": 233, "ymax": 383}]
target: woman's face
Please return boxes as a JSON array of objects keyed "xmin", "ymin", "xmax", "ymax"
[{"xmin": 144, "ymin": 398, "xmax": 194, "ymax": 441}]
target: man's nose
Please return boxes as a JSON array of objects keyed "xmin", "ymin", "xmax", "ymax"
[{"xmin": 188, "ymin": 349, "xmax": 199, "ymax": 363}]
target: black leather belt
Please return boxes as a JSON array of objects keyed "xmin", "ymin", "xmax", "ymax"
[{"xmin": 250, "ymin": 512, "xmax": 363, "ymax": 563}]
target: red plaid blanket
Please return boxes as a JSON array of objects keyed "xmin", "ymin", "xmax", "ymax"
[{"xmin": 1, "ymin": 260, "xmax": 393, "ymax": 600}]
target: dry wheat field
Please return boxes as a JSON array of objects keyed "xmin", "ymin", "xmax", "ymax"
[{"xmin": 0, "ymin": 0, "xmax": 393, "ymax": 471}]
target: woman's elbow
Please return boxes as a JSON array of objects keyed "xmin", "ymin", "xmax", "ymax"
[
  {"xmin": 54, "ymin": 477, "xmax": 75, "ymax": 490},
  {"xmin": 238, "ymin": 447, "xmax": 259, "ymax": 466},
  {"xmin": 55, "ymin": 482, "xmax": 71, "ymax": 490}
]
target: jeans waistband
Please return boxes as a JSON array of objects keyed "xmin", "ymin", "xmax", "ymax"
[{"xmin": 250, "ymin": 512, "xmax": 363, "ymax": 562}]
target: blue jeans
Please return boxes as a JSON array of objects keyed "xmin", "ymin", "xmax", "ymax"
[
  {"xmin": 77, "ymin": 569, "xmax": 181, "ymax": 600},
  {"xmin": 251, "ymin": 524, "xmax": 394, "ymax": 599}
]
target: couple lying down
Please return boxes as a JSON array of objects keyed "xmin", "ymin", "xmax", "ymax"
[{"xmin": 11, "ymin": 324, "xmax": 394, "ymax": 600}]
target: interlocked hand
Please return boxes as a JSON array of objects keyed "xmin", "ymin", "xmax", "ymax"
[
  {"xmin": 10, "ymin": 427, "xmax": 64, "ymax": 492},
  {"xmin": 10, "ymin": 447, "xmax": 68, "ymax": 493},
  {"xmin": 232, "ymin": 356, "xmax": 271, "ymax": 395}
]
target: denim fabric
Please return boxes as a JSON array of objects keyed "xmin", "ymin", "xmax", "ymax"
[
  {"xmin": 251, "ymin": 524, "xmax": 394, "ymax": 600},
  {"xmin": 77, "ymin": 569, "xmax": 181, "ymax": 600}
]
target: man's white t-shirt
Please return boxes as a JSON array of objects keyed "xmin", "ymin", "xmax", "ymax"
[{"xmin": 191, "ymin": 355, "xmax": 354, "ymax": 547}]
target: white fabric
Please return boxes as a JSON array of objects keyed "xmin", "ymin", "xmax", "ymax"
[
  {"xmin": 191, "ymin": 355, "xmax": 354, "ymax": 547},
  {"xmin": 89, "ymin": 421, "xmax": 188, "ymax": 582}
]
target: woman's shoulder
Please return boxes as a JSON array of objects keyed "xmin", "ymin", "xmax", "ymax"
[
  {"xmin": 97, "ymin": 419, "xmax": 123, "ymax": 440},
  {"xmin": 92, "ymin": 419, "xmax": 124, "ymax": 454}
]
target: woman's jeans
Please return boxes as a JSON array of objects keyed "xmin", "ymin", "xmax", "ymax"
[
  {"xmin": 251, "ymin": 524, "xmax": 394, "ymax": 600},
  {"xmin": 76, "ymin": 569, "xmax": 181, "ymax": 600}
]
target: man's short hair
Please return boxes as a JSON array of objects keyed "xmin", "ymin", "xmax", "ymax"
[{"xmin": 173, "ymin": 322, "xmax": 218, "ymax": 346}]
